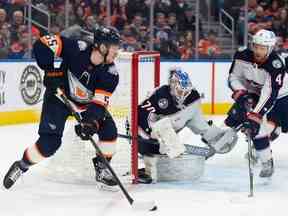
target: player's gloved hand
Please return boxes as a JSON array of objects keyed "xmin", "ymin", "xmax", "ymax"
[
  {"xmin": 232, "ymin": 90, "xmax": 256, "ymax": 111},
  {"xmin": 241, "ymin": 112, "xmax": 262, "ymax": 138},
  {"xmin": 44, "ymin": 69, "xmax": 65, "ymax": 94},
  {"xmin": 75, "ymin": 103, "xmax": 103, "ymax": 140},
  {"xmin": 75, "ymin": 121, "xmax": 99, "ymax": 140}
]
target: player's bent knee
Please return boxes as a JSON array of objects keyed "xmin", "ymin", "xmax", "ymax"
[
  {"xmin": 36, "ymin": 134, "xmax": 62, "ymax": 157},
  {"xmin": 98, "ymin": 119, "xmax": 118, "ymax": 141}
]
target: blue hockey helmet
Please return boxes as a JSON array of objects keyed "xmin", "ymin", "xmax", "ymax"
[{"xmin": 168, "ymin": 67, "xmax": 193, "ymax": 104}]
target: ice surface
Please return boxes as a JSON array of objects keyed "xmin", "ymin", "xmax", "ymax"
[{"xmin": 1, "ymin": 116, "xmax": 288, "ymax": 216}]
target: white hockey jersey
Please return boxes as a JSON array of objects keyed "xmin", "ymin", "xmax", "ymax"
[{"xmin": 228, "ymin": 48, "xmax": 288, "ymax": 116}]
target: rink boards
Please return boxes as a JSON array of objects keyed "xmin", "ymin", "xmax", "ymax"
[{"xmin": 0, "ymin": 60, "xmax": 234, "ymax": 125}]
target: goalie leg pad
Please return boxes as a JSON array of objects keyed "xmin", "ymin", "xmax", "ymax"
[
  {"xmin": 151, "ymin": 117, "xmax": 185, "ymax": 159},
  {"xmin": 143, "ymin": 155, "xmax": 158, "ymax": 183},
  {"xmin": 202, "ymin": 126, "xmax": 238, "ymax": 154}
]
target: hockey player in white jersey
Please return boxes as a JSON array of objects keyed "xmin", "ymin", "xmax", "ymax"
[
  {"xmin": 224, "ymin": 29, "xmax": 288, "ymax": 178},
  {"xmin": 137, "ymin": 67, "xmax": 238, "ymax": 183}
]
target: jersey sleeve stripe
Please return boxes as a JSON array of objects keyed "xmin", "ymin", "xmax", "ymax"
[{"xmin": 95, "ymin": 89, "xmax": 112, "ymax": 97}]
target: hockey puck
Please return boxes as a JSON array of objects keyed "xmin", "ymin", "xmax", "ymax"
[{"xmin": 150, "ymin": 205, "xmax": 158, "ymax": 211}]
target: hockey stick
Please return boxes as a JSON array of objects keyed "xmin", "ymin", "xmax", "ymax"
[
  {"xmin": 55, "ymin": 89, "xmax": 157, "ymax": 211},
  {"xmin": 117, "ymin": 133, "xmax": 214, "ymax": 159},
  {"xmin": 246, "ymin": 133, "xmax": 254, "ymax": 197}
]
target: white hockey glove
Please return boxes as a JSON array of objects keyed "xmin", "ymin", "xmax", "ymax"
[
  {"xmin": 151, "ymin": 117, "xmax": 185, "ymax": 159},
  {"xmin": 202, "ymin": 126, "xmax": 238, "ymax": 154}
]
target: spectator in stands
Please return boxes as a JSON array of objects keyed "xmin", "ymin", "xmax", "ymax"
[
  {"xmin": 90, "ymin": 0, "xmax": 101, "ymax": 15},
  {"xmin": 248, "ymin": 5, "xmax": 273, "ymax": 34},
  {"xmin": 130, "ymin": 13, "xmax": 144, "ymax": 36},
  {"xmin": 258, "ymin": 0, "xmax": 273, "ymax": 10},
  {"xmin": 154, "ymin": 0, "xmax": 172, "ymax": 16},
  {"xmin": 74, "ymin": 4, "xmax": 86, "ymax": 27},
  {"xmin": 83, "ymin": 15, "xmax": 97, "ymax": 32},
  {"xmin": 179, "ymin": 40, "xmax": 194, "ymax": 60},
  {"xmin": 0, "ymin": 31, "xmax": 9, "ymax": 58},
  {"xmin": 9, "ymin": 10, "xmax": 25, "ymax": 42},
  {"xmin": 198, "ymin": 30, "xmax": 221, "ymax": 58},
  {"xmin": 272, "ymin": 8, "xmax": 288, "ymax": 40},
  {"xmin": 52, "ymin": 7, "xmax": 66, "ymax": 30},
  {"xmin": 110, "ymin": 0, "xmax": 127, "ymax": 31},
  {"xmin": 170, "ymin": 0, "xmax": 189, "ymax": 21},
  {"xmin": 126, "ymin": 0, "xmax": 149, "ymax": 21},
  {"xmin": 72, "ymin": 0, "xmax": 92, "ymax": 20},
  {"xmin": 0, "ymin": 8, "xmax": 9, "ymax": 29},
  {"xmin": 237, "ymin": 0, "xmax": 258, "ymax": 44},
  {"xmin": 7, "ymin": 39, "xmax": 25, "ymax": 59},
  {"xmin": 153, "ymin": 12, "xmax": 170, "ymax": 48},
  {"xmin": 122, "ymin": 31, "xmax": 141, "ymax": 52},
  {"xmin": 167, "ymin": 12, "xmax": 178, "ymax": 41},
  {"xmin": 138, "ymin": 25, "xmax": 149, "ymax": 50},
  {"xmin": 159, "ymin": 40, "xmax": 180, "ymax": 59},
  {"xmin": 265, "ymin": 0, "xmax": 282, "ymax": 18},
  {"xmin": 178, "ymin": 5, "xmax": 202, "ymax": 35}
]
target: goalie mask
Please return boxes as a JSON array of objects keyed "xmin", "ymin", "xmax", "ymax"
[{"xmin": 168, "ymin": 68, "xmax": 193, "ymax": 105}]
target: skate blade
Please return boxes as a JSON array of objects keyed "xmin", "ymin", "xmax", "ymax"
[{"xmin": 96, "ymin": 182, "xmax": 119, "ymax": 192}]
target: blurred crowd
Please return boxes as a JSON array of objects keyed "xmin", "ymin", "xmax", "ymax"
[
  {"xmin": 224, "ymin": 0, "xmax": 288, "ymax": 52},
  {"xmin": 0, "ymin": 0, "xmax": 287, "ymax": 60}
]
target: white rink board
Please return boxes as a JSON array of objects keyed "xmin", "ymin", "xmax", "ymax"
[
  {"xmin": 214, "ymin": 62, "xmax": 234, "ymax": 103},
  {"xmin": 0, "ymin": 61, "xmax": 44, "ymax": 111},
  {"xmin": 0, "ymin": 60, "xmax": 233, "ymax": 116}
]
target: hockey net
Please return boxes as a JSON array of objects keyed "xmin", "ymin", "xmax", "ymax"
[{"xmin": 43, "ymin": 51, "xmax": 160, "ymax": 184}]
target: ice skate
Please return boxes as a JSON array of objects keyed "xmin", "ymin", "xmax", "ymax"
[
  {"xmin": 3, "ymin": 161, "xmax": 28, "ymax": 189},
  {"xmin": 92, "ymin": 157, "xmax": 119, "ymax": 192}
]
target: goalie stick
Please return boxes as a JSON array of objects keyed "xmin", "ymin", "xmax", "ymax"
[
  {"xmin": 117, "ymin": 133, "xmax": 215, "ymax": 159},
  {"xmin": 55, "ymin": 89, "xmax": 157, "ymax": 211}
]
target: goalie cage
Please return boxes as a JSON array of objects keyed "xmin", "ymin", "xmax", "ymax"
[{"xmin": 43, "ymin": 51, "xmax": 160, "ymax": 184}]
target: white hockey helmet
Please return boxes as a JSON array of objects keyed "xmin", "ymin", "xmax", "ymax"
[
  {"xmin": 252, "ymin": 29, "xmax": 276, "ymax": 56},
  {"xmin": 168, "ymin": 67, "xmax": 193, "ymax": 105}
]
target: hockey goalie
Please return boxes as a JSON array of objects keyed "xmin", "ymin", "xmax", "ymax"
[{"xmin": 136, "ymin": 67, "xmax": 238, "ymax": 183}]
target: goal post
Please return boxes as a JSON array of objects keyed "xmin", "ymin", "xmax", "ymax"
[{"xmin": 130, "ymin": 51, "xmax": 160, "ymax": 183}]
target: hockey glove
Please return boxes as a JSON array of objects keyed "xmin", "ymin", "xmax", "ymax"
[
  {"xmin": 75, "ymin": 121, "xmax": 99, "ymax": 140},
  {"xmin": 232, "ymin": 90, "xmax": 257, "ymax": 111},
  {"xmin": 44, "ymin": 69, "xmax": 65, "ymax": 94},
  {"xmin": 75, "ymin": 103, "xmax": 105, "ymax": 140},
  {"xmin": 241, "ymin": 112, "xmax": 262, "ymax": 138}
]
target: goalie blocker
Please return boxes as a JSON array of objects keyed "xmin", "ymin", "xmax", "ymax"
[{"xmin": 137, "ymin": 67, "xmax": 238, "ymax": 183}]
